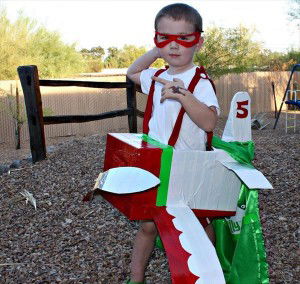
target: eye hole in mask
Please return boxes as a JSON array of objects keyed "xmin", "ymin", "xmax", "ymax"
[{"xmin": 154, "ymin": 31, "xmax": 201, "ymax": 48}]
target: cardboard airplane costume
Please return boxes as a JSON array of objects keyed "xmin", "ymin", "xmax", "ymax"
[{"xmin": 85, "ymin": 92, "xmax": 272, "ymax": 284}]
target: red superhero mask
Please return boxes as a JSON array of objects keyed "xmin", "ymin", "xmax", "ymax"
[{"xmin": 154, "ymin": 31, "xmax": 200, "ymax": 48}]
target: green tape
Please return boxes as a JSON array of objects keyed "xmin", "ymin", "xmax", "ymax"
[
  {"xmin": 141, "ymin": 134, "xmax": 171, "ymax": 149},
  {"xmin": 141, "ymin": 134, "xmax": 173, "ymax": 206},
  {"xmin": 156, "ymin": 146, "xmax": 173, "ymax": 205}
]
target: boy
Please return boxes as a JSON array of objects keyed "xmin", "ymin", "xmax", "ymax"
[{"xmin": 126, "ymin": 3, "xmax": 219, "ymax": 283}]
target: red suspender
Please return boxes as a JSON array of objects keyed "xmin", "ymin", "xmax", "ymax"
[
  {"xmin": 193, "ymin": 67, "xmax": 215, "ymax": 151},
  {"xmin": 206, "ymin": 132, "xmax": 213, "ymax": 151},
  {"xmin": 143, "ymin": 68, "xmax": 167, "ymax": 134},
  {"xmin": 143, "ymin": 66, "xmax": 216, "ymax": 149},
  {"xmin": 168, "ymin": 67, "xmax": 203, "ymax": 146}
]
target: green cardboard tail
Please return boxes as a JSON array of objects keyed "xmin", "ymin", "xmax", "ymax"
[{"xmin": 212, "ymin": 136, "xmax": 269, "ymax": 284}]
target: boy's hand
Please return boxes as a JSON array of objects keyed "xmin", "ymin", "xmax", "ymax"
[{"xmin": 151, "ymin": 76, "xmax": 191, "ymax": 103}]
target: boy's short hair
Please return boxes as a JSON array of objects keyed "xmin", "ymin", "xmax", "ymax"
[{"xmin": 155, "ymin": 3, "xmax": 203, "ymax": 33}]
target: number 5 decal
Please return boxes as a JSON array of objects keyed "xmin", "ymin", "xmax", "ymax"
[{"xmin": 236, "ymin": 100, "xmax": 249, "ymax": 118}]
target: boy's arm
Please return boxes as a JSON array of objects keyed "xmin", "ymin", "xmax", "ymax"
[
  {"xmin": 179, "ymin": 94, "xmax": 218, "ymax": 132},
  {"xmin": 153, "ymin": 76, "xmax": 218, "ymax": 132},
  {"xmin": 127, "ymin": 47, "xmax": 161, "ymax": 85}
]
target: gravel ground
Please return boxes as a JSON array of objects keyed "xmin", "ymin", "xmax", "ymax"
[{"xmin": 0, "ymin": 115, "xmax": 299, "ymax": 283}]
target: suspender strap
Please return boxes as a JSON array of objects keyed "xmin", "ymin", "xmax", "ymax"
[
  {"xmin": 195, "ymin": 67, "xmax": 216, "ymax": 151},
  {"xmin": 206, "ymin": 131, "xmax": 213, "ymax": 151},
  {"xmin": 143, "ymin": 68, "xmax": 167, "ymax": 134},
  {"xmin": 167, "ymin": 67, "xmax": 202, "ymax": 146}
]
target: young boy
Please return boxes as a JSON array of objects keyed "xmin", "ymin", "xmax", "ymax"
[{"xmin": 126, "ymin": 3, "xmax": 219, "ymax": 283}]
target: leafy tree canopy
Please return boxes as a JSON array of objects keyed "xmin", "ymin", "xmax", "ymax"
[
  {"xmin": 80, "ymin": 46, "xmax": 105, "ymax": 59},
  {"xmin": 104, "ymin": 45, "xmax": 147, "ymax": 68},
  {"xmin": 104, "ymin": 47, "xmax": 121, "ymax": 68},
  {"xmin": 194, "ymin": 25, "xmax": 266, "ymax": 78},
  {"xmin": 261, "ymin": 49, "xmax": 300, "ymax": 71},
  {"xmin": 80, "ymin": 46, "xmax": 105, "ymax": 72},
  {"xmin": 0, "ymin": 9, "xmax": 86, "ymax": 79}
]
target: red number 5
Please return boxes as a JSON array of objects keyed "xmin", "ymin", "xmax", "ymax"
[{"xmin": 236, "ymin": 100, "xmax": 249, "ymax": 118}]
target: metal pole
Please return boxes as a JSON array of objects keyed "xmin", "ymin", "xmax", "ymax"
[{"xmin": 273, "ymin": 64, "xmax": 300, "ymax": 129}]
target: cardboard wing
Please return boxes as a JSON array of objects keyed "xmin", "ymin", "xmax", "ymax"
[
  {"xmin": 166, "ymin": 205, "xmax": 225, "ymax": 283},
  {"xmin": 221, "ymin": 161, "xmax": 273, "ymax": 189},
  {"xmin": 153, "ymin": 204, "xmax": 225, "ymax": 284}
]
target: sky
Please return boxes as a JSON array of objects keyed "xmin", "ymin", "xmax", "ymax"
[{"xmin": 1, "ymin": 0, "xmax": 300, "ymax": 54}]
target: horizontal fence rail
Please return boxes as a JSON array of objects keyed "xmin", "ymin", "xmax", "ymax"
[
  {"xmin": 43, "ymin": 109, "xmax": 132, "ymax": 125},
  {"xmin": 39, "ymin": 79, "xmax": 131, "ymax": 88},
  {"xmin": 17, "ymin": 65, "xmax": 140, "ymax": 163}
]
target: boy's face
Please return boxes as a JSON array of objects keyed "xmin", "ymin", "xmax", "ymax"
[{"xmin": 155, "ymin": 17, "xmax": 203, "ymax": 69}]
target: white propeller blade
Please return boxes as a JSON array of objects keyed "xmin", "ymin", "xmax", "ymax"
[{"xmin": 94, "ymin": 167, "xmax": 160, "ymax": 194}]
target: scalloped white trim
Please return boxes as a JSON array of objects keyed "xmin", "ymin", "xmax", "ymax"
[{"xmin": 166, "ymin": 205, "xmax": 225, "ymax": 284}]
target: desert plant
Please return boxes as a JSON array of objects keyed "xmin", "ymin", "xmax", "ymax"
[
  {"xmin": 0, "ymin": 84, "xmax": 54, "ymax": 149},
  {"xmin": 0, "ymin": 84, "xmax": 26, "ymax": 149}
]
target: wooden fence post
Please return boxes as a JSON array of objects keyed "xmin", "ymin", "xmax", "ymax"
[
  {"xmin": 126, "ymin": 76, "xmax": 137, "ymax": 133},
  {"xmin": 17, "ymin": 65, "xmax": 46, "ymax": 163}
]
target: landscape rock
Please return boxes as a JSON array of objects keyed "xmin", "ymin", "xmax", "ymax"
[
  {"xmin": 0, "ymin": 164, "xmax": 9, "ymax": 175},
  {"xmin": 47, "ymin": 145, "xmax": 56, "ymax": 153},
  {"xmin": 26, "ymin": 155, "xmax": 33, "ymax": 163},
  {"xmin": 9, "ymin": 159, "xmax": 21, "ymax": 169}
]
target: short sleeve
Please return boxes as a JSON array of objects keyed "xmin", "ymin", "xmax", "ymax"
[
  {"xmin": 140, "ymin": 68, "xmax": 157, "ymax": 95},
  {"xmin": 194, "ymin": 78, "xmax": 221, "ymax": 116}
]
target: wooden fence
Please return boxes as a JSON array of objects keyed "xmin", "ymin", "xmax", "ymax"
[
  {"xmin": 0, "ymin": 69, "xmax": 299, "ymax": 154},
  {"xmin": 14, "ymin": 65, "xmax": 144, "ymax": 162}
]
